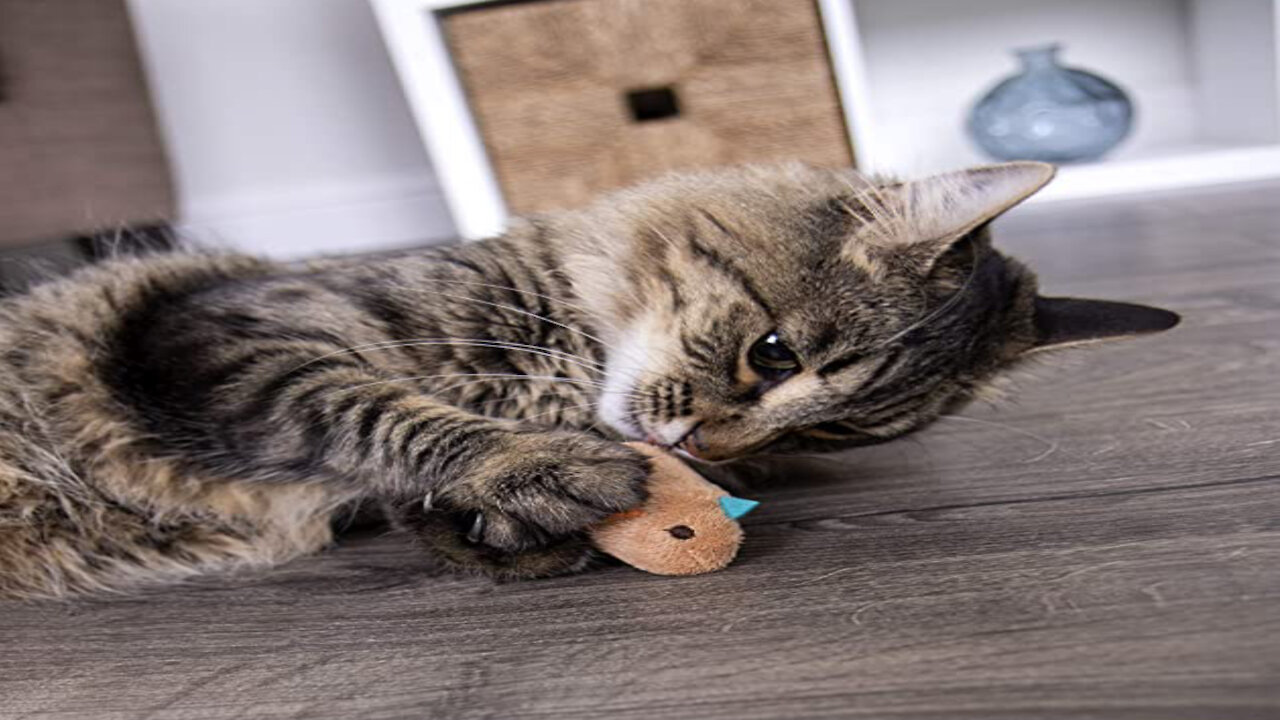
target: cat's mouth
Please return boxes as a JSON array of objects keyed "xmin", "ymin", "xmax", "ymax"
[
  {"xmin": 649, "ymin": 422, "xmax": 764, "ymax": 463},
  {"xmin": 645, "ymin": 421, "xmax": 703, "ymax": 455}
]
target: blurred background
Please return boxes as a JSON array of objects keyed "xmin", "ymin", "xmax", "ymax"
[{"xmin": 2, "ymin": 0, "xmax": 1278, "ymax": 286}]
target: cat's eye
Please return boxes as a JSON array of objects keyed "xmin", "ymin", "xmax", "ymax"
[
  {"xmin": 668, "ymin": 525, "xmax": 695, "ymax": 540},
  {"xmin": 748, "ymin": 332, "xmax": 800, "ymax": 376}
]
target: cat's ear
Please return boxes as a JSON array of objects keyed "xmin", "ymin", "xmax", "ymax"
[
  {"xmin": 848, "ymin": 162, "xmax": 1056, "ymax": 277},
  {"xmin": 902, "ymin": 161, "xmax": 1056, "ymax": 242},
  {"xmin": 1030, "ymin": 296, "xmax": 1180, "ymax": 351}
]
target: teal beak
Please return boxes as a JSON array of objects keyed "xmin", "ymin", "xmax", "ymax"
[{"xmin": 718, "ymin": 496, "xmax": 760, "ymax": 520}]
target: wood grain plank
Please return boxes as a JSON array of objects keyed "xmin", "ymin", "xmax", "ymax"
[{"xmin": 3, "ymin": 180, "xmax": 1280, "ymax": 719}]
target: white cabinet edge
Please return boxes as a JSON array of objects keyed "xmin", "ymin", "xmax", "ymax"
[
  {"xmin": 370, "ymin": 0, "xmax": 1280, "ymax": 222},
  {"xmin": 369, "ymin": 0, "xmax": 507, "ymax": 240}
]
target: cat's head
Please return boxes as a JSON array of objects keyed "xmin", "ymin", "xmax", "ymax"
[{"xmin": 559, "ymin": 162, "xmax": 1178, "ymax": 461}]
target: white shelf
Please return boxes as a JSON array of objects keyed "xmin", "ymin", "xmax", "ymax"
[
  {"xmin": 1042, "ymin": 144, "xmax": 1280, "ymax": 201},
  {"xmin": 830, "ymin": 0, "xmax": 1280, "ymax": 200},
  {"xmin": 375, "ymin": 0, "xmax": 1280, "ymax": 236},
  {"xmin": 370, "ymin": 0, "xmax": 509, "ymax": 240}
]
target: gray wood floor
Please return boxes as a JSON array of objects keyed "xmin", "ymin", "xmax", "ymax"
[{"xmin": 4, "ymin": 181, "xmax": 1280, "ymax": 720}]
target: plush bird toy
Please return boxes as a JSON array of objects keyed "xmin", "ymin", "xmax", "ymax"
[{"xmin": 589, "ymin": 443, "xmax": 759, "ymax": 575}]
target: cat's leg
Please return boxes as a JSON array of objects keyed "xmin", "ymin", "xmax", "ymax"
[
  {"xmin": 382, "ymin": 413, "xmax": 653, "ymax": 578},
  {"xmin": 0, "ymin": 481, "xmax": 330, "ymax": 599},
  {"xmin": 388, "ymin": 422, "xmax": 655, "ymax": 578},
  {"xmin": 120, "ymin": 293, "xmax": 652, "ymax": 579},
  {"xmin": 219, "ymin": 361, "xmax": 652, "ymax": 578},
  {"xmin": 388, "ymin": 475, "xmax": 623, "ymax": 580}
]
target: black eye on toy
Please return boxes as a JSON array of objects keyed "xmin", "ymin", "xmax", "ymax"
[
  {"xmin": 667, "ymin": 525, "xmax": 696, "ymax": 540},
  {"xmin": 748, "ymin": 331, "xmax": 800, "ymax": 376}
]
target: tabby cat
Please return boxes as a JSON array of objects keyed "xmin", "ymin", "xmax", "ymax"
[{"xmin": 0, "ymin": 162, "xmax": 1177, "ymax": 598}]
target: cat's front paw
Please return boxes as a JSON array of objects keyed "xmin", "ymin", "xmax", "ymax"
[
  {"xmin": 408, "ymin": 432, "xmax": 650, "ymax": 577},
  {"xmin": 395, "ymin": 498, "xmax": 599, "ymax": 580}
]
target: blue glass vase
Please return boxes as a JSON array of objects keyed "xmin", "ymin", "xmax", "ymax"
[{"xmin": 968, "ymin": 44, "xmax": 1133, "ymax": 163}]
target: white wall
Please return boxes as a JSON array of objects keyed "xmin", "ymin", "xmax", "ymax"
[{"xmin": 127, "ymin": 0, "xmax": 456, "ymax": 258}]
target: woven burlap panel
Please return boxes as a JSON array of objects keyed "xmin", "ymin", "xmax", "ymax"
[{"xmin": 443, "ymin": 0, "xmax": 854, "ymax": 215}]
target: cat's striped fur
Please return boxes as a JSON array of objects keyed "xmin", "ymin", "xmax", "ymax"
[{"xmin": 0, "ymin": 162, "xmax": 1177, "ymax": 597}]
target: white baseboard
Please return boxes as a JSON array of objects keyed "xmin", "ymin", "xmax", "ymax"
[{"xmin": 178, "ymin": 173, "xmax": 458, "ymax": 259}]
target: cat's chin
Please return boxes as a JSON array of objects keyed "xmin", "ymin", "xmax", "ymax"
[{"xmin": 595, "ymin": 399, "xmax": 644, "ymax": 441}]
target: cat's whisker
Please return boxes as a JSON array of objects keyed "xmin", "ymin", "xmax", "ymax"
[
  {"xmin": 353, "ymin": 372, "xmax": 648, "ymax": 403},
  {"xmin": 644, "ymin": 223, "xmax": 683, "ymax": 254},
  {"xmin": 354, "ymin": 286, "xmax": 679, "ymax": 393},
  {"xmin": 338, "ymin": 286, "xmax": 615, "ymax": 367},
  {"xmin": 518, "ymin": 401, "xmax": 601, "ymax": 424},
  {"xmin": 416, "ymin": 276, "xmax": 619, "ymax": 331},
  {"xmin": 295, "ymin": 337, "xmax": 606, "ymax": 376},
  {"xmin": 377, "ymin": 283, "xmax": 619, "ymax": 354},
  {"xmin": 424, "ymin": 377, "xmax": 643, "ymax": 405},
  {"xmin": 464, "ymin": 394, "xmax": 590, "ymax": 414},
  {"xmin": 867, "ymin": 239, "xmax": 981, "ymax": 352},
  {"xmin": 374, "ymin": 280, "xmax": 680, "ymax": 386},
  {"xmin": 425, "ymin": 377, "xmax": 586, "ymax": 398},
  {"xmin": 413, "ymin": 237, "xmax": 688, "ymax": 373},
  {"xmin": 350, "ymin": 372, "xmax": 607, "ymax": 392},
  {"xmin": 935, "ymin": 414, "xmax": 1060, "ymax": 463},
  {"xmin": 381, "ymin": 271, "xmax": 705, "ymax": 387},
  {"xmin": 294, "ymin": 327, "xmax": 662, "ymax": 407}
]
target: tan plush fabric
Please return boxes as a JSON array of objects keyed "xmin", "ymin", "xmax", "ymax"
[
  {"xmin": 591, "ymin": 443, "xmax": 744, "ymax": 575},
  {"xmin": 0, "ymin": 0, "xmax": 173, "ymax": 247}
]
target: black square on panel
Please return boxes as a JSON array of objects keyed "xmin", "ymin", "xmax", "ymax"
[{"xmin": 626, "ymin": 86, "xmax": 681, "ymax": 122}]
